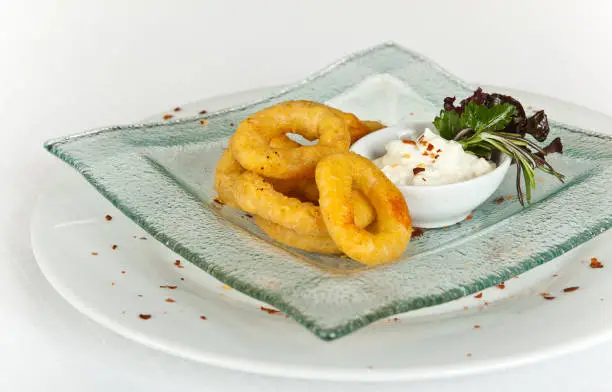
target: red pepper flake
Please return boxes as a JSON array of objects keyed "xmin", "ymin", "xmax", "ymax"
[
  {"xmin": 121, "ymin": 270, "xmax": 126, "ymax": 274},
  {"xmin": 112, "ymin": 244, "xmax": 118, "ymax": 250},
  {"xmin": 160, "ymin": 285, "xmax": 177, "ymax": 290},
  {"xmin": 139, "ymin": 314, "xmax": 152, "ymax": 320},
  {"xmin": 426, "ymin": 143, "xmax": 435, "ymax": 151},
  {"xmin": 174, "ymin": 260, "xmax": 184, "ymax": 269},
  {"xmin": 163, "ymin": 114, "xmax": 173, "ymax": 120},
  {"xmin": 552, "ymin": 274, "xmax": 559, "ymax": 277},
  {"xmin": 563, "ymin": 286, "xmax": 580, "ymax": 293},
  {"xmin": 413, "ymin": 167, "xmax": 426, "ymax": 175},
  {"xmin": 173, "ymin": 107, "xmax": 181, "ymax": 112},
  {"xmin": 198, "ymin": 109, "xmax": 208, "ymax": 115},
  {"xmin": 200, "ymin": 315, "xmax": 207, "ymax": 320},
  {"xmin": 514, "ymin": 275, "xmax": 519, "ymax": 279},
  {"xmin": 213, "ymin": 197, "xmax": 225, "ymax": 205},
  {"xmin": 434, "ymin": 154, "xmax": 440, "ymax": 159},
  {"xmin": 494, "ymin": 196, "xmax": 505, "ymax": 205},
  {"xmin": 165, "ymin": 298, "xmax": 176, "ymax": 303},
  {"xmin": 180, "ymin": 277, "xmax": 185, "ymax": 281},
  {"xmin": 497, "ymin": 283, "xmax": 505, "ymax": 290},
  {"xmin": 590, "ymin": 257, "xmax": 604, "ymax": 269},
  {"xmin": 484, "ymin": 301, "xmax": 489, "ymax": 306},
  {"xmin": 91, "ymin": 252, "xmax": 98, "ymax": 256},
  {"xmin": 260, "ymin": 306, "xmax": 281, "ymax": 315},
  {"xmin": 474, "ymin": 292, "xmax": 483, "ymax": 299},
  {"xmin": 411, "ymin": 227, "xmax": 424, "ymax": 239},
  {"xmin": 466, "ymin": 353, "xmax": 472, "ymax": 358},
  {"xmin": 436, "ymin": 149, "xmax": 442, "ymax": 153},
  {"xmin": 466, "ymin": 215, "xmax": 473, "ymax": 221},
  {"xmin": 402, "ymin": 140, "xmax": 416, "ymax": 145},
  {"xmin": 111, "ymin": 282, "xmax": 115, "ymax": 286},
  {"xmin": 199, "ymin": 119, "xmax": 208, "ymax": 125},
  {"xmin": 105, "ymin": 214, "xmax": 113, "ymax": 221},
  {"xmin": 543, "ymin": 296, "xmax": 556, "ymax": 300},
  {"xmin": 245, "ymin": 213, "xmax": 253, "ymax": 218},
  {"xmin": 473, "ymin": 325, "xmax": 481, "ymax": 329}
]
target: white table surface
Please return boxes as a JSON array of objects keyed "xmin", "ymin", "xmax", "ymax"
[{"xmin": 2, "ymin": 1, "xmax": 612, "ymax": 391}]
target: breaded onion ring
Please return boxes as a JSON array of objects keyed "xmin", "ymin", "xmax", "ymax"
[
  {"xmin": 315, "ymin": 152, "xmax": 412, "ymax": 265},
  {"xmin": 230, "ymin": 101, "xmax": 351, "ymax": 180},
  {"xmin": 233, "ymin": 171, "xmax": 375, "ymax": 236},
  {"xmin": 214, "ymin": 149, "xmax": 245, "ymax": 209},
  {"xmin": 254, "ymin": 216, "xmax": 342, "ymax": 254}
]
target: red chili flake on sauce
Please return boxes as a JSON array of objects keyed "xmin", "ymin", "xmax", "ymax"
[
  {"xmin": 163, "ymin": 114, "xmax": 173, "ymax": 120},
  {"xmin": 139, "ymin": 314, "xmax": 152, "ymax": 320},
  {"xmin": 105, "ymin": 214, "xmax": 113, "ymax": 221},
  {"xmin": 434, "ymin": 154, "xmax": 440, "ymax": 159},
  {"xmin": 260, "ymin": 306, "xmax": 281, "ymax": 315},
  {"xmin": 563, "ymin": 286, "xmax": 579, "ymax": 293},
  {"xmin": 466, "ymin": 215, "xmax": 473, "ymax": 221},
  {"xmin": 484, "ymin": 301, "xmax": 489, "ymax": 306},
  {"xmin": 411, "ymin": 227, "xmax": 424, "ymax": 239},
  {"xmin": 165, "ymin": 298, "xmax": 176, "ymax": 303},
  {"xmin": 112, "ymin": 245, "xmax": 118, "ymax": 250},
  {"xmin": 436, "ymin": 149, "xmax": 442, "ymax": 153},
  {"xmin": 413, "ymin": 167, "xmax": 426, "ymax": 175},
  {"xmin": 590, "ymin": 257, "xmax": 604, "ymax": 269},
  {"xmin": 200, "ymin": 315, "xmax": 207, "ymax": 320},
  {"xmin": 159, "ymin": 285, "xmax": 177, "ymax": 289},
  {"xmin": 91, "ymin": 252, "xmax": 98, "ymax": 256},
  {"xmin": 427, "ymin": 143, "xmax": 435, "ymax": 151},
  {"xmin": 473, "ymin": 325, "xmax": 481, "ymax": 329},
  {"xmin": 173, "ymin": 107, "xmax": 181, "ymax": 112},
  {"xmin": 174, "ymin": 260, "xmax": 184, "ymax": 269},
  {"xmin": 494, "ymin": 196, "xmax": 505, "ymax": 204},
  {"xmin": 497, "ymin": 283, "xmax": 505, "ymax": 289},
  {"xmin": 474, "ymin": 292, "xmax": 483, "ymax": 299},
  {"xmin": 198, "ymin": 110, "xmax": 208, "ymax": 115},
  {"xmin": 402, "ymin": 140, "xmax": 416, "ymax": 145}
]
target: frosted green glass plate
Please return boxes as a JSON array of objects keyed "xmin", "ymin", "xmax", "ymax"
[{"xmin": 44, "ymin": 42, "xmax": 612, "ymax": 340}]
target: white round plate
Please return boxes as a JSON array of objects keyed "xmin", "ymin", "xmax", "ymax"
[{"xmin": 31, "ymin": 86, "xmax": 612, "ymax": 382}]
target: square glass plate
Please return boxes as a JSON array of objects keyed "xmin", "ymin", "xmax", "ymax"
[{"xmin": 45, "ymin": 43, "xmax": 612, "ymax": 340}]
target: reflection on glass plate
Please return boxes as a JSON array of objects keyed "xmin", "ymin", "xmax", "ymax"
[{"xmin": 44, "ymin": 43, "xmax": 612, "ymax": 340}]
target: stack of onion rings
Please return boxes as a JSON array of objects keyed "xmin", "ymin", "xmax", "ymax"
[{"xmin": 214, "ymin": 100, "xmax": 410, "ymax": 265}]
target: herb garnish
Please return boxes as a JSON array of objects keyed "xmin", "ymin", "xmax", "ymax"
[{"xmin": 433, "ymin": 88, "xmax": 565, "ymax": 205}]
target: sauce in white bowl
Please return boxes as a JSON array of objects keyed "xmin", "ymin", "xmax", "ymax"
[{"xmin": 350, "ymin": 122, "xmax": 511, "ymax": 228}]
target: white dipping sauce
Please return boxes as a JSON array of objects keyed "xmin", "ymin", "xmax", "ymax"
[{"xmin": 373, "ymin": 128, "xmax": 496, "ymax": 186}]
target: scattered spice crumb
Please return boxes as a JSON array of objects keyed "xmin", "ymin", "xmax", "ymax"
[
  {"xmin": 563, "ymin": 286, "xmax": 580, "ymax": 293},
  {"xmin": 260, "ymin": 306, "xmax": 281, "ymax": 315},
  {"xmin": 180, "ymin": 277, "xmax": 185, "ymax": 281},
  {"xmin": 245, "ymin": 213, "xmax": 253, "ymax": 218},
  {"xmin": 553, "ymin": 274, "xmax": 559, "ymax": 277},
  {"xmin": 411, "ymin": 227, "xmax": 424, "ymax": 239},
  {"xmin": 466, "ymin": 215, "xmax": 473, "ymax": 221},
  {"xmin": 139, "ymin": 314, "xmax": 152, "ymax": 320},
  {"xmin": 200, "ymin": 315, "xmax": 207, "ymax": 320},
  {"xmin": 473, "ymin": 325, "xmax": 481, "ymax": 329},
  {"xmin": 165, "ymin": 298, "xmax": 176, "ymax": 303},
  {"xmin": 174, "ymin": 260, "xmax": 184, "ymax": 269},
  {"xmin": 514, "ymin": 275, "xmax": 519, "ymax": 279},
  {"xmin": 112, "ymin": 244, "xmax": 118, "ymax": 250},
  {"xmin": 163, "ymin": 114, "xmax": 173, "ymax": 120},
  {"xmin": 442, "ymin": 226, "xmax": 448, "ymax": 230},
  {"xmin": 536, "ymin": 177, "xmax": 545, "ymax": 183},
  {"xmin": 409, "ymin": 112, "xmax": 414, "ymax": 116},
  {"xmin": 221, "ymin": 284, "xmax": 232, "ymax": 290},
  {"xmin": 497, "ymin": 283, "xmax": 505, "ymax": 290},
  {"xmin": 601, "ymin": 298, "xmax": 605, "ymax": 301},
  {"xmin": 494, "ymin": 196, "xmax": 505, "ymax": 205},
  {"xmin": 213, "ymin": 197, "xmax": 224, "ymax": 206},
  {"xmin": 139, "ymin": 237, "xmax": 147, "ymax": 240},
  {"xmin": 111, "ymin": 282, "xmax": 115, "ymax": 286},
  {"xmin": 199, "ymin": 109, "xmax": 207, "ymax": 115},
  {"xmin": 137, "ymin": 294, "xmax": 143, "ymax": 297},
  {"xmin": 367, "ymin": 365, "xmax": 373, "ymax": 370},
  {"xmin": 105, "ymin": 214, "xmax": 113, "ymax": 221},
  {"xmin": 173, "ymin": 107, "xmax": 181, "ymax": 112},
  {"xmin": 543, "ymin": 296, "xmax": 556, "ymax": 300},
  {"xmin": 122, "ymin": 310, "xmax": 126, "ymax": 315},
  {"xmin": 200, "ymin": 119, "xmax": 208, "ymax": 125},
  {"xmin": 230, "ymin": 122, "xmax": 235, "ymax": 126},
  {"xmin": 463, "ymin": 306, "xmax": 469, "ymax": 310},
  {"xmin": 590, "ymin": 257, "xmax": 604, "ymax": 269},
  {"xmin": 466, "ymin": 353, "xmax": 472, "ymax": 358},
  {"xmin": 484, "ymin": 301, "xmax": 489, "ymax": 306},
  {"xmin": 91, "ymin": 252, "xmax": 98, "ymax": 256},
  {"xmin": 121, "ymin": 271, "xmax": 126, "ymax": 274},
  {"xmin": 402, "ymin": 140, "xmax": 416, "ymax": 145},
  {"xmin": 413, "ymin": 167, "xmax": 425, "ymax": 175},
  {"xmin": 159, "ymin": 285, "xmax": 177, "ymax": 290},
  {"xmin": 474, "ymin": 292, "xmax": 483, "ymax": 299},
  {"xmin": 169, "ymin": 136, "xmax": 175, "ymax": 140}
]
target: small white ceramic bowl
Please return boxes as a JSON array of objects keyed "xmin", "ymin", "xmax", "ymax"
[{"xmin": 350, "ymin": 122, "xmax": 511, "ymax": 228}]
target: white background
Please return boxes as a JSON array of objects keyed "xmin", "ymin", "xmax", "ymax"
[{"xmin": 1, "ymin": 1, "xmax": 612, "ymax": 391}]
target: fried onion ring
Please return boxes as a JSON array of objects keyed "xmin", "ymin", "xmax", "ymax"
[
  {"xmin": 315, "ymin": 152, "xmax": 412, "ymax": 265},
  {"xmin": 230, "ymin": 101, "xmax": 351, "ymax": 179},
  {"xmin": 254, "ymin": 216, "xmax": 342, "ymax": 254},
  {"xmin": 233, "ymin": 171, "xmax": 375, "ymax": 236},
  {"xmin": 214, "ymin": 149, "xmax": 245, "ymax": 209}
]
